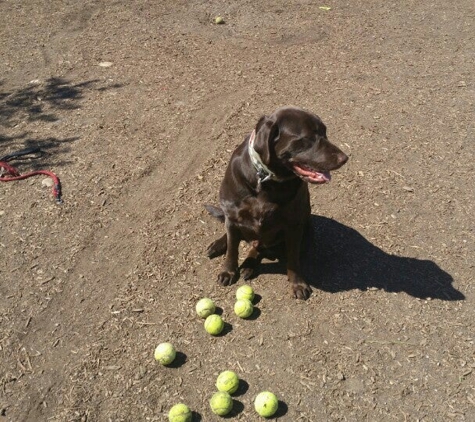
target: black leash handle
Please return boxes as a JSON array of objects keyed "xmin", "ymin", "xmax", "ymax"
[{"xmin": 0, "ymin": 147, "xmax": 43, "ymax": 162}]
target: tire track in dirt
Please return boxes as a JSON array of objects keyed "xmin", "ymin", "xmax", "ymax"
[{"xmin": 12, "ymin": 89, "xmax": 252, "ymax": 420}]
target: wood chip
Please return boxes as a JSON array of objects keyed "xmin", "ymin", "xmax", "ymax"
[{"xmin": 40, "ymin": 276, "xmax": 55, "ymax": 285}]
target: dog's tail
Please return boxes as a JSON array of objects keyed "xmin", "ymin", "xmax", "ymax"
[{"xmin": 205, "ymin": 204, "xmax": 225, "ymax": 223}]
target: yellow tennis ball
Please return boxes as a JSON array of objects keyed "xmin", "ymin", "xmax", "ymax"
[
  {"xmin": 254, "ymin": 391, "xmax": 278, "ymax": 418},
  {"xmin": 236, "ymin": 284, "xmax": 255, "ymax": 302},
  {"xmin": 154, "ymin": 342, "xmax": 176, "ymax": 365},
  {"xmin": 234, "ymin": 299, "xmax": 253, "ymax": 318},
  {"xmin": 216, "ymin": 370, "xmax": 239, "ymax": 394},
  {"xmin": 204, "ymin": 314, "xmax": 224, "ymax": 335},
  {"xmin": 196, "ymin": 297, "xmax": 216, "ymax": 318},
  {"xmin": 210, "ymin": 391, "xmax": 233, "ymax": 416},
  {"xmin": 168, "ymin": 403, "xmax": 192, "ymax": 422}
]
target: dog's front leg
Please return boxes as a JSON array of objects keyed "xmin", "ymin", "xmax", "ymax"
[
  {"xmin": 285, "ymin": 224, "xmax": 312, "ymax": 300},
  {"xmin": 217, "ymin": 219, "xmax": 240, "ymax": 286}
]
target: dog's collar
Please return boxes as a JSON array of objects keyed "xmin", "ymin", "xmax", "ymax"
[{"xmin": 248, "ymin": 129, "xmax": 293, "ymax": 184}]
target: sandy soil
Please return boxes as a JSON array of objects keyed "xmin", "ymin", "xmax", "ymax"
[{"xmin": 1, "ymin": 1, "xmax": 474, "ymax": 421}]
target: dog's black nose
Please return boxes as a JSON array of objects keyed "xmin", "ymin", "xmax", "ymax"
[{"xmin": 337, "ymin": 152, "xmax": 349, "ymax": 167}]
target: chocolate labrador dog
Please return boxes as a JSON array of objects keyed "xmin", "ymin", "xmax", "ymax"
[{"xmin": 206, "ymin": 106, "xmax": 348, "ymax": 299}]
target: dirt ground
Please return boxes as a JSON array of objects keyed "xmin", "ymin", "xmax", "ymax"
[{"xmin": 1, "ymin": 1, "xmax": 474, "ymax": 421}]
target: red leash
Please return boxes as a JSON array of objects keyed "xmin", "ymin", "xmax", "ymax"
[{"xmin": 0, "ymin": 148, "xmax": 62, "ymax": 204}]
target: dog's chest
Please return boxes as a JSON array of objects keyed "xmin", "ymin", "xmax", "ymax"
[{"xmin": 227, "ymin": 196, "xmax": 283, "ymax": 238}]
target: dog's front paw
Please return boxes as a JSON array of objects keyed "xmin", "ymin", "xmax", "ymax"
[
  {"xmin": 217, "ymin": 271, "xmax": 236, "ymax": 286},
  {"xmin": 291, "ymin": 280, "xmax": 312, "ymax": 300}
]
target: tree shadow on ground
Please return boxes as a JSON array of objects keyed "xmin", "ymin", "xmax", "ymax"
[
  {"xmin": 257, "ymin": 215, "xmax": 463, "ymax": 301},
  {"xmin": 0, "ymin": 134, "xmax": 79, "ymax": 171},
  {"xmin": 0, "ymin": 77, "xmax": 122, "ymax": 168},
  {"xmin": 0, "ymin": 77, "xmax": 122, "ymax": 127}
]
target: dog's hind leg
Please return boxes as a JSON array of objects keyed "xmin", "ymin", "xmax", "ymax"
[
  {"xmin": 207, "ymin": 233, "xmax": 227, "ymax": 258},
  {"xmin": 240, "ymin": 246, "xmax": 261, "ymax": 280}
]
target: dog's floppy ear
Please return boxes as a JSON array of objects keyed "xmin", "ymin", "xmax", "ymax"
[{"xmin": 253, "ymin": 115, "xmax": 280, "ymax": 164}]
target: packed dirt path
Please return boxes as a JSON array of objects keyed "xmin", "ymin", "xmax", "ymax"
[{"xmin": 1, "ymin": 1, "xmax": 474, "ymax": 421}]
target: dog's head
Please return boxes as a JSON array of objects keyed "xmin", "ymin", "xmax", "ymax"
[{"xmin": 253, "ymin": 106, "xmax": 348, "ymax": 184}]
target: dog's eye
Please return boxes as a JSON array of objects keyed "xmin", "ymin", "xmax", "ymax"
[{"xmin": 294, "ymin": 137, "xmax": 314, "ymax": 151}]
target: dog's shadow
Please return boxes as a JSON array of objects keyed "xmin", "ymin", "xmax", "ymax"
[{"xmin": 260, "ymin": 215, "xmax": 464, "ymax": 301}]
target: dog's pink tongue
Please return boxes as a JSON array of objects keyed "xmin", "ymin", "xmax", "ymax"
[
  {"xmin": 308, "ymin": 171, "xmax": 331, "ymax": 183},
  {"xmin": 293, "ymin": 164, "xmax": 331, "ymax": 183}
]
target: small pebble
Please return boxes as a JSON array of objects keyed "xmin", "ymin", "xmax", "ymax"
[{"xmin": 42, "ymin": 178, "xmax": 54, "ymax": 188}]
